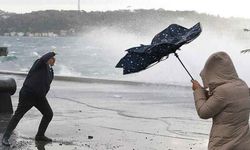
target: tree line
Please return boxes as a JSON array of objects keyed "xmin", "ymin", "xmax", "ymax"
[{"xmin": 0, "ymin": 9, "xmax": 249, "ymax": 36}]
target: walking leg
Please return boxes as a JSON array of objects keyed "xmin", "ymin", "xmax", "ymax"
[{"xmin": 35, "ymin": 97, "xmax": 53, "ymax": 142}]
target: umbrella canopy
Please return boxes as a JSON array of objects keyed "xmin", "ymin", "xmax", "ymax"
[{"xmin": 116, "ymin": 23, "xmax": 202, "ymax": 75}]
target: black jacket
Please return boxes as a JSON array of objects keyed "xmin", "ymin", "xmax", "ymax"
[{"xmin": 22, "ymin": 52, "xmax": 55, "ymax": 97}]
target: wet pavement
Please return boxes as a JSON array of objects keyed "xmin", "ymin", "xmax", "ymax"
[{"xmin": 0, "ymin": 75, "xmax": 209, "ymax": 150}]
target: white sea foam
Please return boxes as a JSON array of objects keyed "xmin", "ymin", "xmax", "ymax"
[
  {"xmin": 57, "ymin": 64, "xmax": 82, "ymax": 77},
  {"xmin": 0, "ymin": 25, "xmax": 250, "ymax": 85},
  {"xmin": 32, "ymin": 51, "xmax": 41, "ymax": 58}
]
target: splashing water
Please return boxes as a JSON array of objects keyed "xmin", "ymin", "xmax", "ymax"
[{"xmin": 0, "ymin": 26, "xmax": 250, "ymax": 85}]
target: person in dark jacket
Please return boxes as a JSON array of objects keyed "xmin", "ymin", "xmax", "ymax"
[{"xmin": 2, "ymin": 52, "xmax": 56, "ymax": 146}]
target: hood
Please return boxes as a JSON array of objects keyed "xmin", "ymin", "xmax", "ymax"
[
  {"xmin": 41, "ymin": 52, "xmax": 56, "ymax": 60},
  {"xmin": 200, "ymin": 51, "xmax": 239, "ymax": 91}
]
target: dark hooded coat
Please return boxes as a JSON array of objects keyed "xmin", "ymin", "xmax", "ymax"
[{"xmin": 22, "ymin": 52, "xmax": 55, "ymax": 97}]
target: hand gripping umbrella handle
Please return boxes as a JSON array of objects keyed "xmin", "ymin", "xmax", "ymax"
[{"xmin": 174, "ymin": 53, "xmax": 194, "ymax": 80}]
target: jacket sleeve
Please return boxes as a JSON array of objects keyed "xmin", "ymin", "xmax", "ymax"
[
  {"xmin": 30, "ymin": 52, "xmax": 56, "ymax": 72},
  {"xmin": 193, "ymin": 87, "xmax": 227, "ymax": 119},
  {"xmin": 40, "ymin": 52, "xmax": 56, "ymax": 63}
]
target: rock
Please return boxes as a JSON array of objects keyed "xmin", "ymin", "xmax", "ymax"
[{"xmin": 0, "ymin": 47, "xmax": 8, "ymax": 56}]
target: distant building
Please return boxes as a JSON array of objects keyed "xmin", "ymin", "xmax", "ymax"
[
  {"xmin": 42, "ymin": 33, "xmax": 48, "ymax": 37},
  {"xmin": 17, "ymin": 32, "xmax": 25, "ymax": 37},
  {"xmin": 3, "ymin": 31, "xmax": 70, "ymax": 37},
  {"xmin": 60, "ymin": 30, "xmax": 67, "ymax": 36},
  {"xmin": 10, "ymin": 32, "xmax": 16, "ymax": 36},
  {"xmin": 4, "ymin": 33, "xmax": 10, "ymax": 36},
  {"xmin": 26, "ymin": 32, "xmax": 34, "ymax": 37},
  {"xmin": 34, "ymin": 33, "xmax": 42, "ymax": 37},
  {"xmin": 48, "ymin": 32, "xmax": 58, "ymax": 37}
]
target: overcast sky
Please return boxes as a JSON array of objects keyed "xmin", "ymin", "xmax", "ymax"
[{"xmin": 1, "ymin": 0, "xmax": 250, "ymax": 18}]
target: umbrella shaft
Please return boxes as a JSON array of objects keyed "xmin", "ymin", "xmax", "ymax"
[{"xmin": 174, "ymin": 53, "xmax": 194, "ymax": 80}]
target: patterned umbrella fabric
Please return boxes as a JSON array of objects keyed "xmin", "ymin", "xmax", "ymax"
[{"xmin": 116, "ymin": 23, "xmax": 202, "ymax": 75}]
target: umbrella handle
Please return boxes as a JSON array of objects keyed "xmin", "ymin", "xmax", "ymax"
[{"xmin": 174, "ymin": 53, "xmax": 194, "ymax": 80}]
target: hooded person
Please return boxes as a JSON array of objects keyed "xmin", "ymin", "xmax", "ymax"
[
  {"xmin": 2, "ymin": 52, "xmax": 56, "ymax": 146},
  {"xmin": 191, "ymin": 51, "xmax": 250, "ymax": 150}
]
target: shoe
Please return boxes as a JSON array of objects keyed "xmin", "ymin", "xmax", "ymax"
[
  {"xmin": 35, "ymin": 140, "xmax": 51, "ymax": 149},
  {"xmin": 35, "ymin": 135, "xmax": 52, "ymax": 142},
  {"xmin": 2, "ymin": 137, "xmax": 10, "ymax": 146}
]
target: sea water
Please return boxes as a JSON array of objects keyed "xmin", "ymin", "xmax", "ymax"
[{"xmin": 0, "ymin": 26, "xmax": 250, "ymax": 86}]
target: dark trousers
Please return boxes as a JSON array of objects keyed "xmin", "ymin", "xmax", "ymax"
[{"xmin": 3, "ymin": 89, "xmax": 53, "ymax": 139}]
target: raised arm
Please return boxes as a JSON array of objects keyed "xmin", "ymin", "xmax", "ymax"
[
  {"xmin": 39, "ymin": 52, "xmax": 56, "ymax": 63},
  {"xmin": 193, "ymin": 87, "xmax": 227, "ymax": 119},
  {"xmin": 29, "ymin": 52, "xmax": 56, "ymax": 72}
]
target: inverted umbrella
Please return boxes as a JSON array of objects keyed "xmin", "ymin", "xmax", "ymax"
[{"xmin": 116, "ymin": 22, "xmax": 202, "ymax": 80}]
